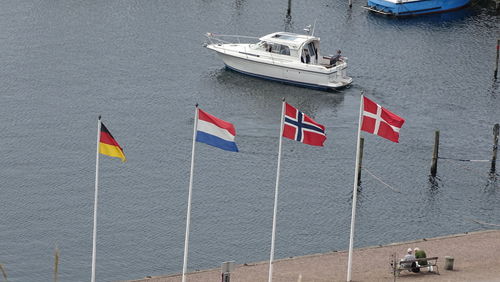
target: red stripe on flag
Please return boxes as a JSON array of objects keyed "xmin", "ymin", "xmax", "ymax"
[
  {"xmin": 198, "ymin": 109, "xmax": 236, "ymax": 136},
  {"xmin": 100, "ymin": 131, "xmax": 122, "ymax": 148}
]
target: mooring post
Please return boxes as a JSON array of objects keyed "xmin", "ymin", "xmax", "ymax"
[
  {"xmin": 0, "ymin": 264, "xmax": 7, "ymax": 282},
  {"xmin": 491, "ymin": 124, "xmax": 499, "ymax": 174},
  {"xmin": 431, "ymin": 130, "xmax": 440, "ymax": 177},
  {"xmin": 54, "ymin": 246, "xmax": 59, "ymax": 282},
  {"xmin": 357, "ymin": 137, "xmax": 364, "ymax": 186},
  {"xmin": 495, "ymin": 39, "xmax": 499, "ymax": 79},
  {"xmin": 287, "ymin": 0, "xmax": 292, "ymax": 16},
  {"xmin": 349, "ymin": 0, "xmax": 353, "ymax": 8}
]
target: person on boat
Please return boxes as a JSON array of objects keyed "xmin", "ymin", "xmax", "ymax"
[
  {"xmin": 330, "ymin": 50, "xmax": 342, "ymax": 65},
  {"xmin": 301, "ymin": 49, "xmax": 310, "ymax": 64}
]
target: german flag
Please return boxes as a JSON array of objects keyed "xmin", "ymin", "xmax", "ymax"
[{"xmin": 99, "ymin": 122, "xmax": 126, "ymax": 162}]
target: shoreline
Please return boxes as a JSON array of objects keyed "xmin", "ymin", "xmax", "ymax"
[{"xmin": 120, "ymin": 229, "xmax": 500, "ymax": 282}]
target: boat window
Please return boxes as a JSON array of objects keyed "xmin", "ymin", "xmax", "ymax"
[
  {"xmin": 268, "ymin": 43, "xmax": 290, "ymax": 56},
  {"xmin": 307, "ymin": 43, "xmax": 316, "ymax": 58},
  {"xmin": 279, "ymin": 45, "xmax": 290, "ymax": 55}
]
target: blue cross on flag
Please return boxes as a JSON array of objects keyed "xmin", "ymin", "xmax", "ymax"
[{"xmin": 283, "ymin": 103, "xmax": 326, "ymax": 146}]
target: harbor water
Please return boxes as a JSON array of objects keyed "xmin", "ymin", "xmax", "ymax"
[{"xmin": 0, "ymin": 0, "xmax": 498, "ymax": 281}]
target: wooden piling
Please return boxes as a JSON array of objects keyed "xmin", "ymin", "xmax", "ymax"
[
  {"xmin": 430, "ymin": 130, "xmax": 440, "ymax": 177},
  {"xmin": 54, "ymin": 246, "xmax": 59, "ymax": 282},
  {"xmin": 357, "ymin": 137, "xmax": 364, "ymax": 186},
  {"xmin": 287, "ymin": 0, "xmax": 292, "ymax": 16},
  {"xmin": 349, "ymin": 0, "xmax": 353, "ymax": 8},
  {"xmin": 495, "ymin": 39, "xmax": 499, "ymax": 79},
  {"xmin": 0, "ymin": 264, "xmax": 7, "ymax": 282},
  {"xmin": 492, "ymin": 123, "xmax": 499, "ymax": 174}
]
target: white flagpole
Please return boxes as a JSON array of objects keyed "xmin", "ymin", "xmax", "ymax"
[
  {"xmin": 182, "ymin": 105, "xmax": 199, "ymax": 282},
  {"xmin": 91, "ymin": 116, "xmax": 101, "ymax": 282},
  {"xmin": 347, "ymin": 94, "xmax": 364, "ymax": 282},
  {"xmin": 268, "ymin": 99, "xmax": 286, "ymax": 282}
]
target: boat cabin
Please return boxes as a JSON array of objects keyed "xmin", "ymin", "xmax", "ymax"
[{"xmin": 254, "ymin": 32, "xmax": 322, "ymax": 65}]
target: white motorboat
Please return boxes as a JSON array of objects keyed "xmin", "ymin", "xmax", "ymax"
[{"xmin": 204, "ymin": 31, "xmax": 352, "ymax": 90}]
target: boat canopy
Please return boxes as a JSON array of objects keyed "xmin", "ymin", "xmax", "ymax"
[{"xmin": 259, "ymin": 32, "xmax": 319, "ymax": 50}]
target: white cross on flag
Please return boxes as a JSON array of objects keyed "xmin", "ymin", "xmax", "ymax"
[{"xmin": 361, "ymin": 96, "xmax": 405, "ymax": 143}]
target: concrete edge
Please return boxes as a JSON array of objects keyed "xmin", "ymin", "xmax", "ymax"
[{"xmin": 120, "ymin": 229, "xmax": 500, "ymax": 281}]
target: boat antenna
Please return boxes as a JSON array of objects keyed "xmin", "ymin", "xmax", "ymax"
[{"xmin": 311, "ymin": 19, "xmax": 317, "ymax": 36}]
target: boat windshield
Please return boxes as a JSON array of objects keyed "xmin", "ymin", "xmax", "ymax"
[{"xmin": 256, "ymin": 41, "xmax": 267, "ymax": 49}]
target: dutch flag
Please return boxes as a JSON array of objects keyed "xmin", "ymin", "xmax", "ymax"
[{"xmin": 196, "ymin": 108, "xmax": 238, "ymax": 152}]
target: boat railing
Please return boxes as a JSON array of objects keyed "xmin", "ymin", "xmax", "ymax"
[{"xmin": 205, "ymin": 33, "xmax": 259, "ymax": 45}]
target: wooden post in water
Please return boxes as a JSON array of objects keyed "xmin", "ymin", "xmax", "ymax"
[
  {"xmin": 495, "ymin": 39, "xmax": 499, "ymax": 79},
  {"xmin": 287, "ymin": 0, "xmax": 292, "ymax": 16},
  {"xmin": 349, "ymin": 0, "xmax": 353, "ymax": 8},
  {"xmin": 357, "ymin": 138, "xmax": 364, "ymax": 186},
  {"xmin": 491, "ymin": 123, "xmax": 499, "ymax": 174},
  {"xmin": 0, "ymin": 264, "xmax": 7, "ymax": 282},
  {"xmin": 430, "ymin": 130, "xmax": 440, "ymax": 177},
  {"xmin": 54, "ymin": 246, "xmax": 60, "ymax": 282}
]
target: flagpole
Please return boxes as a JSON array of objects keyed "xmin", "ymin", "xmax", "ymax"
[
  {"xmin": 91, "ymin": 116, "xmax": 101, "ymax": 282},
  {"xmin": 182, "ymin": 105, "xmax": 199, "ymax": 282},
  {"xmin": 268, "ymin": 99, "xmax": 286, "ymax": 282},
  {"xmin": 347, "ymin": 94, "xmax": 364, "ymax": 282}
]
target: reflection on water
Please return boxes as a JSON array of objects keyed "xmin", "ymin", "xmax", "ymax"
[
  {"xmin": 283, "ymin": 14, "xmax": 293, "ymax": 32},
  {"xmin": 428, "ymin": 175, "xmax": 440, "ymax": 189},
  {"xmin": 486, "ymin": 173, "xmax": 498, "ymax": 188},
  {"xmin": 215, "ymin": 67, "xmax": 345, "ymax": 113}
]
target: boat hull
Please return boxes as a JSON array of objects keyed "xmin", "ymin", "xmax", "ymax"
[
  {"xmin": 364, "ymin": 0, "xmax": 470, "ymax": 16},
  {"xmin": 211, "ymin": 48, "xmax": 352, "ymax": 90}
]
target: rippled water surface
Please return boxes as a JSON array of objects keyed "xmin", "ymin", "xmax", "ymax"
[{"xmin": 0, "ymin": 0, "xmax": 499, "ymax": 281}]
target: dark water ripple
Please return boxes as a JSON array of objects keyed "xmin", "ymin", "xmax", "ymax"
[{"xmin": 0, "ymin": 0, "xmax": 499, "ymax": 281}]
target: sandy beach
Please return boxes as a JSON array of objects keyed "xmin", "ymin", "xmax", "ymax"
[{"xmin": 120, "ymin": 229, "xmax": 500, "ymax": 282}]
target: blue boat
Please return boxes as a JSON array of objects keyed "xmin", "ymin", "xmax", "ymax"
[{"xmin": 363, "ymin": 0, "xmax": 471, "ymax": 16}]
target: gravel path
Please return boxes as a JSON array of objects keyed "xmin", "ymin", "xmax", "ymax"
[{"xmin": 121, "ymin": 229, "xmax": 500, "ymax": 282}]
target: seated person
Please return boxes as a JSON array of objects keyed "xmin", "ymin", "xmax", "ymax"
[
  {"xmin": 414, "ymin": 247, "xmax": 433, "ymax": 271},
  {"xmin": 401, "ymin": 248, "xmax": 416, "ymax": 269},
  {"xmin": 414, "ymin": 247, "xmax": 427, "ymax": 266},
  {"xmin": 330, "ymin": 50, "xmax": 342, "ymax": 65},
  {"xmin": 301, "ymin": 49, "xmax": 310, "ymax": 64}
]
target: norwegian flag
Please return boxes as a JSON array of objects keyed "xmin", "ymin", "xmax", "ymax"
[
  {"xmin": 283, "ymin": 103, "xmax": 326, "ymax": 146},
  {"xmin": 361, "ymin": 96, "xmax": 405, "ymax": 143}
]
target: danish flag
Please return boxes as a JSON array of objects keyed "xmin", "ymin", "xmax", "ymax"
[
  {"xmin": 361, "ymin": 96, "xmax": 405, "ymax": 143},
  {"xmin": 283, "ymin": 103, "xmax": 326, "ymax": 146}
]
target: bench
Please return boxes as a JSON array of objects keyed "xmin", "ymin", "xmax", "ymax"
[{"xmin": 391, "ymin": 257, "xmax": 439, "ymax": 276}]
